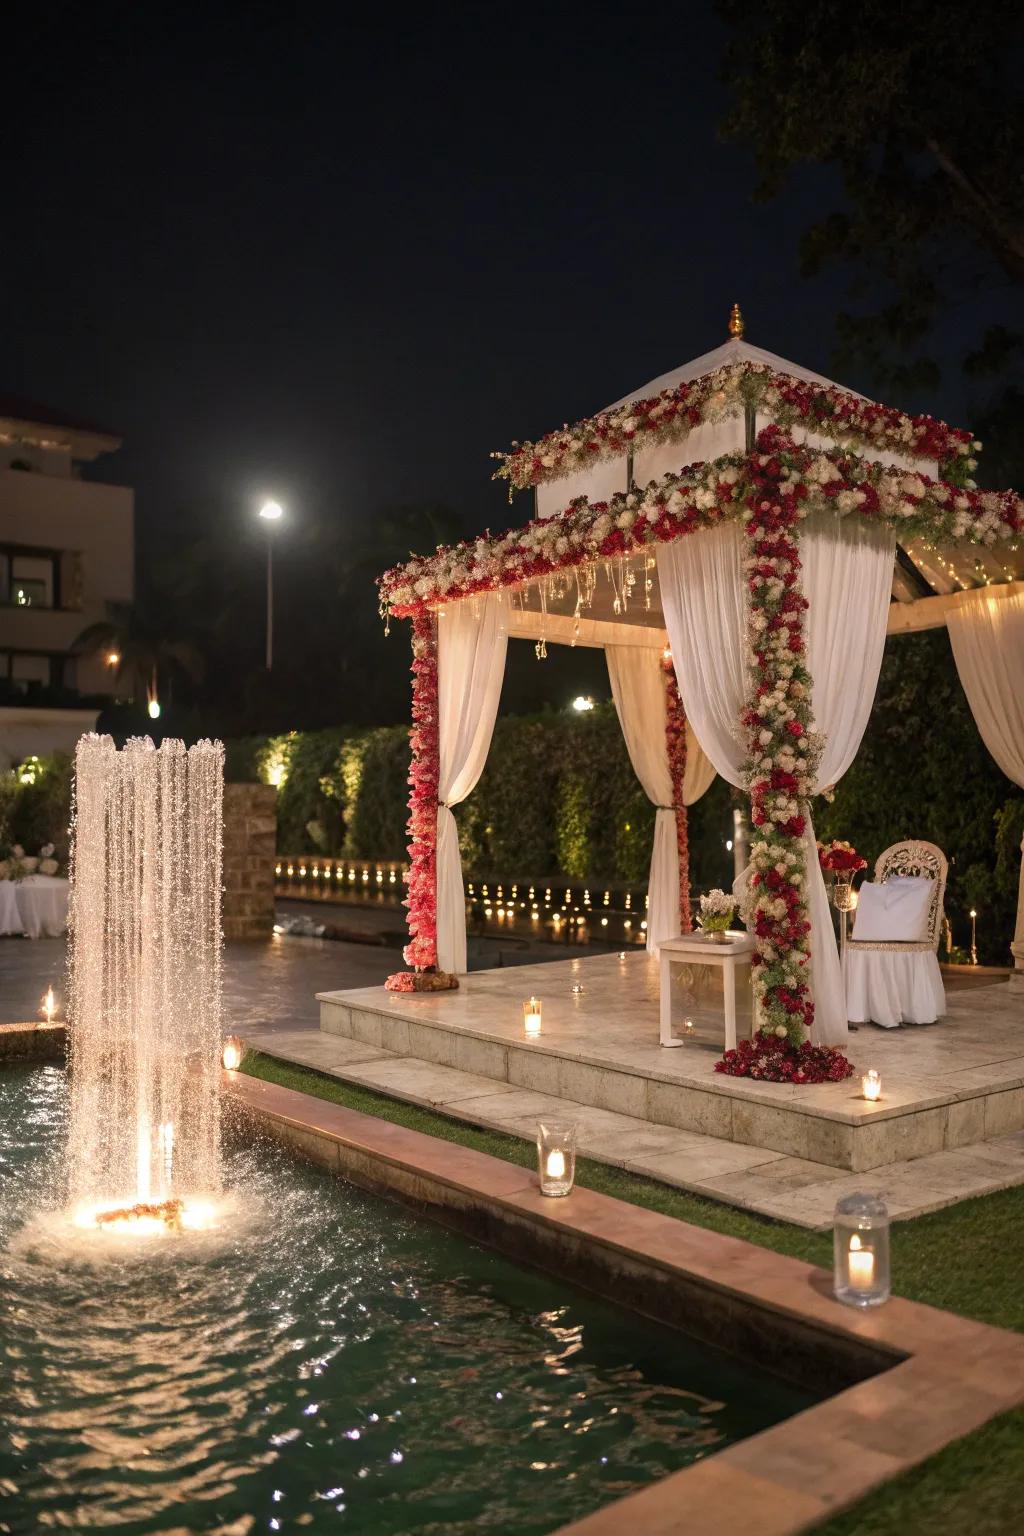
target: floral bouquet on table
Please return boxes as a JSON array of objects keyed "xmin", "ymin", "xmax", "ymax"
[
  {"xmin": 696, "ymin": 888, "xmax": 737, "ymax": 943},
  {"xmin": 817, "ymin": 839, "xmax": 867, "ymax": 876},
  {"xmin": 1, "ymin": 843, "xmax": 61, "ymax": 881}
]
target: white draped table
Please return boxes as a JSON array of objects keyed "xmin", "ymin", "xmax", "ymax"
[
  {"xmin": 12, "ymin": 875, "xmax": 70, "ymax": 938},
  {"xmin": 0, "ymin": 881, "xmax": 21, "ymax": 936}
]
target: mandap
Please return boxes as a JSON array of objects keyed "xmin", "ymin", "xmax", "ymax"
[{"xmin": 377, "ymin": 309, "xmax": 1024, "ymax": 1066}]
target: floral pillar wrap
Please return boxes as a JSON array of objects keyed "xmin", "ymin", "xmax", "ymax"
[
  {"xmin": 661, "ymin": 652, "xmax": 692, "ymax": 934},
  {"xmin": 740, "ymin": 429, "xmax": 819, "ymax": 1045},
  {"xmin": 387, "ymin": 611, "xmax": 441, "ymax": 989}
]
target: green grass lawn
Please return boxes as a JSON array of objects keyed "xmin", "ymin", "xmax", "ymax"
[{"xmin": 242, "ymin": 1050, "xmax": 1024, "ymax": 1535}]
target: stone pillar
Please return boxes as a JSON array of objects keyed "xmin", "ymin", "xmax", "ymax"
[{"xmin": 222, "ymin": 783, "xmax": 277, "ymax": 941}]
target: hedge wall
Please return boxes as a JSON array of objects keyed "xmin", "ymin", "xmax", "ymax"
[{"xmin": 229, "ymin": 706, "xmax": 736, "ymax": 890}]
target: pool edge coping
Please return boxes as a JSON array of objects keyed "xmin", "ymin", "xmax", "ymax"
[{"xmin": 223, "ymin": 1068, "xmax": 1024, "ymax": 1536}]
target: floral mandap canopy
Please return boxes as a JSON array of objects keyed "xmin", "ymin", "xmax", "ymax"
[{"xmin": 378, "ymin": 312, "xmax": 1024, "ymax": 1048}]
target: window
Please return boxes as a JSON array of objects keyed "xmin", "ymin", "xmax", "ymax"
[
  {"xmin": 10, "ymin": 654, "xmax": 52, "ymax": 686},
  {"xmin": 0, "ymin": 548, "xmax": 58, "ymax": 607}
]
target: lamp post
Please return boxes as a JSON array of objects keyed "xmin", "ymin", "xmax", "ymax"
[{"xmin": 258, "ymin": 501, "xmax": 284, "ymax": 670}]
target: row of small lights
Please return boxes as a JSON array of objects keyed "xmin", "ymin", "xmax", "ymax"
[{"xmin": 274, "ymin": 863, "xmax": 649, "ymax": 935}]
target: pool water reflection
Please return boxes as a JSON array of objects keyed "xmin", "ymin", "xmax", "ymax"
[{"xmin": 0, "ymin": 1065, "xmax": 815, "ymax": 1534}]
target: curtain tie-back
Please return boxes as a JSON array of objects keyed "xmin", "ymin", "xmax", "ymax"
[{"xmin": 657, "ymin": 805, "xmax": 676, "ymax": 813}]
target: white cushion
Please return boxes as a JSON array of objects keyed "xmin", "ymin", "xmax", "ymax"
[{"xmin": 852, "ymin": 876, "xmax": 933, "ymax": 943}]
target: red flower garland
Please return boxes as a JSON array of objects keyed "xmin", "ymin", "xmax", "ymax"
[
  {"xmin": 400, "ymin": 610, "xmax": 439, "ymax": 971},
  {"xmin": 661, "ymin": 652, "xmax": 692, "ymax": 933}
]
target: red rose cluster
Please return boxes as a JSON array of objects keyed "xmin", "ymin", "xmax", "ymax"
[{"xmin": 715, "ymin": 1033, "xmax": 855, "ymax": 1084}]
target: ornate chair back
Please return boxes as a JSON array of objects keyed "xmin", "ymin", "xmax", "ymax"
[{"xmin": 873, "ymin": 840, "xmax": 948, "ymax": 951}]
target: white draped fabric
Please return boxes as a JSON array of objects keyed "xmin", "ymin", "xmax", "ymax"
[
  {"xmin": 436, "ymin": 593, "xmax": 509, "ymax": 973},
  {"xmin": 947, "ymin": 587, "xmax": 1024, "ymax": 968},
  {"xmin": 802, "ymin": 511, "xmax": 897, "ymax": 1043},
  {"xmin": 606, "ymin": 647, "xmax": 714, "ymax": 954},
  {"xmin": 0, "ymin": 881, "xmax": 21, "ymax": 936},
  {"xmin": 658, "ymin": 512, "xmax": 894, "ymax": 1045}
]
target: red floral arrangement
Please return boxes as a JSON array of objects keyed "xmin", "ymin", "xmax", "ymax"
[
  {"xmin": 662, "ymin": 652, "xmax": 692, "ymax": 933},
  {"xmin": 398, "ymin": 610, "xmax": 439, "ymax": 972},
  {"xmin": 715, "ymin": 1032, "xmax": 855, "ymax": 1084},
  {"xmin": 818, "ymin": 839, "xmax": 868, "ymax": 875}
]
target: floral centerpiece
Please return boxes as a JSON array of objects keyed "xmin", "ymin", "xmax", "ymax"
[
  {"xmin": 697, "ymin": 888, "xmax": 736, "ymax": 942},
  {"xmin": 817, "ymin": 839, "xmax": 867, "ymax": 875},
  {"xmin": 818, "ymin": 839, "xmax": 866, "ymax": 915},
  {"xmin": 0, "ymin": 843, "xmax": 61, "ymax": 881}
]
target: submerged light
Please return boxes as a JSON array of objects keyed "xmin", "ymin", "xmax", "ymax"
[{"xmin": 222, "ymin": 1035, "xmax": 244, "ymax": 1071}]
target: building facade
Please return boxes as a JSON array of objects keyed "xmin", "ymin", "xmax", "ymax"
[{"xmin": 0, "ymin": 396, "xmax": 133, "ymax": 769}]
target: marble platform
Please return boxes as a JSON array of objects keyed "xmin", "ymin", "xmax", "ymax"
[{"xmin": 316, "ymin": 952, "xmax": 1024, "ymax": 1173}]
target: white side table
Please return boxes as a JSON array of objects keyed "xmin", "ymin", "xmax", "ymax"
[{"xmin": 659, "ymin": 932, "xmax": 755, "ymax": 1049}]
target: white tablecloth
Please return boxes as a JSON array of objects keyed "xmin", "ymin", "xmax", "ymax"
[
  {"xmin": 13, "ymin": 875, "xmax": 70, "ymax": 939},
  {"xmin": 0, "ymin": 881, "xmax": 21, "ymax": 935}
]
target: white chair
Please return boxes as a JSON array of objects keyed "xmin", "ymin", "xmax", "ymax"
[{"xmin": 844, "ymin": 840, "xmax": 948, "ymax": 1028}]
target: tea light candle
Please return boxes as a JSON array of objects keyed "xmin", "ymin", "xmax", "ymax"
[
  {"xmin": 40, "ymin": 987, "xmax": 57, "ymax": 1026},
  {"xmin": 862, "ymin": 1069, "xmax": 882, "ymax": 1102},
  {"xmin": 523, "ymin": 997, "xmax": 542, "ymax": 1037},
  {"xmin": 545, "ymin": 1149, "xmax": 566, "ymax": 1181},
  {"xmin": 848, "ymin": 1234, "xmax": 875, "ymax": 1290}
]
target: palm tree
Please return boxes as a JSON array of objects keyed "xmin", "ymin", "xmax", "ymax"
[{"xmin": 73, "ymin": 603, "xmax": 205, "ymax": 708}]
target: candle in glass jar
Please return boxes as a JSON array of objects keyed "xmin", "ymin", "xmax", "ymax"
[
  {"xmin": 862, "ymin": 1069, "xmax": 882, "ymax": 1102},
  {"xmin": 545, "ymin": 1149, "xmax": 566, "ymax": 1180},
  {"xmin": 523, "ymin": 998, "xmax": 542, "ymax": 1037},
  {"xmin": 848, "ymin": 1234, "xmax": 875, "ymax": 1289}
]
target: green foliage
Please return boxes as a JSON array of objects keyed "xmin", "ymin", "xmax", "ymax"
[
  {"xmin": 0, "ymin": 753, "xmax": 73, "ymax": 858},
  {"xmin": 339, "ymin": 728, "xmax": 410, "ymax": 860},
  {"xmin": 233, "ymin": 702, "xmax": 738, "ymax": 890}
]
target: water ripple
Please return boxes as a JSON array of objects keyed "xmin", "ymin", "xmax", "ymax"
[{"xmin": 0, "ymin": 1066, "xmax": 813, "ymax": 1533}]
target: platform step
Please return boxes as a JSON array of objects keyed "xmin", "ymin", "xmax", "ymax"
[
  {"xmin": 244, "ymin": 1027, "xmax": 1024, "ymax": 1232},
  {"xmin": 316, "ymin": 963, "xmax": 1024, "ymax": 1175}
]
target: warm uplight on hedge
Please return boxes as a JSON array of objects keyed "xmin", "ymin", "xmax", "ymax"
[
  {"xmin": 572, "ymin": 695, "xmax": 595, "ymax": 712},
  {"xmin": 222, "ymin": 1035, "xmax": 244, "ymax": 1071}
]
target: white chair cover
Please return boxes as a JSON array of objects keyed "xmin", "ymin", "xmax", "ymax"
[
  {"xmin": 658, "ymin": 512, "xmax": 894, "ymax": 1045},
  {"xmin": 14, "ymin": 875, "xmax": 70, "ymax": 939},
  {"xmin": 606, "ymin": 646, "xmax": 714, "ymax": 955},
  {"xmin": 845, "ymin": 949, "xmax": 946, "ymax": 1028},
  {"xmin": 436, "ymin": 593, "xmax": 508, "ymax": 973}
]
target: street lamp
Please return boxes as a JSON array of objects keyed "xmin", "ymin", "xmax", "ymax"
[{"xmin": 258, "ymin": 501, "xmax": 284, "ymax": 670}]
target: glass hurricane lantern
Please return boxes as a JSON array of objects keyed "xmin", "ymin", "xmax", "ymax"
[{"xmin": 833, "ymin": 1191, "xmax": 890, "ymax": 1308}]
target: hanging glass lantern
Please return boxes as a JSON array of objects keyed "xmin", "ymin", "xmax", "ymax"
[{"xmin": 833, "ymin": 1192, "xmax": 891, "ymax": 1308}]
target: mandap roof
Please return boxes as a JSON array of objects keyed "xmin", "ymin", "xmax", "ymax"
[{"xmin": 380, "ymin": 317, "xmax": 1024, "ymax": 643}]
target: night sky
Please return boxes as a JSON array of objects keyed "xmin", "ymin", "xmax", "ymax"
[{"xmin": 0, "ymin": 6, "xmax": 1005, "ymax": 725}]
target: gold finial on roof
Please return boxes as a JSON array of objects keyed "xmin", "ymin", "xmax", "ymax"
[{"xmin": 728, "ymin": 302, "xmax": 745, "ymax": 339}]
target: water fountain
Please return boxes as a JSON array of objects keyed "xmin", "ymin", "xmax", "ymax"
[{"xmin": 66, "ymin": 733, "xmax": 224, "ymax": 1232}]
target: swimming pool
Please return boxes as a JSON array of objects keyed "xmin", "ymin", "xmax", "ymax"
[{"xmin": 0, "ymin": 1064, "xmax": 816, "ymax": 1534}]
